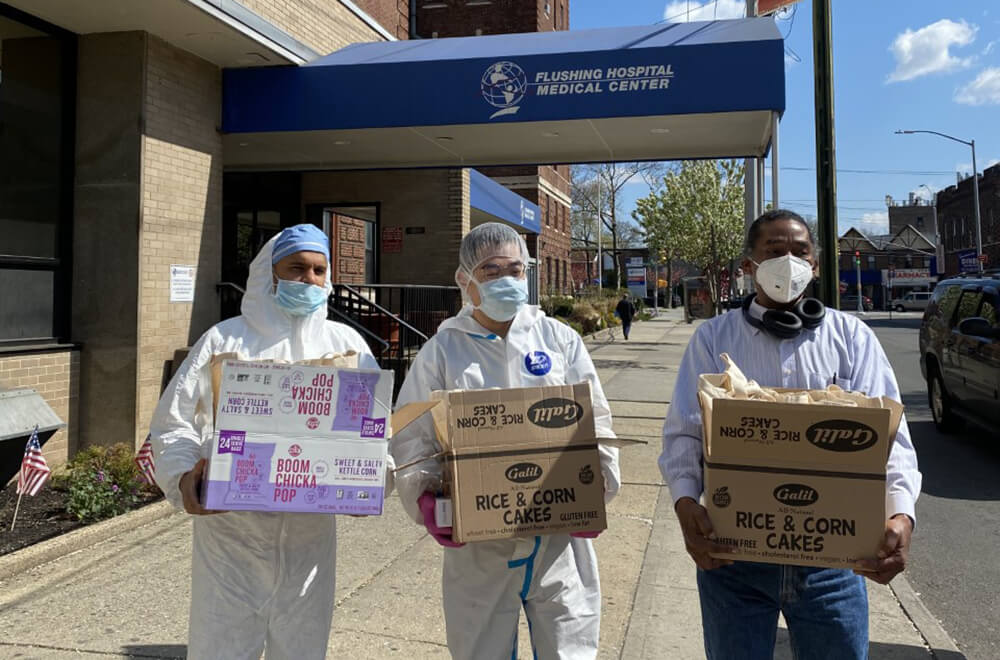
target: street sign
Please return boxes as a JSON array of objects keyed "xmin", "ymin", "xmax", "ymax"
[
  {"xmin": 979, "ymin": 254, "xmax": 988, "ymax": 264},
  {"xmin": 757, "ymin": 0, "xmax": 802, "ymax": 15}
]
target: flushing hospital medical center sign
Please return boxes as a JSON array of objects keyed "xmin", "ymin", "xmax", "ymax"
[{"xmin": 482, "ymin": 60, "xmax": 676, "ymax": 119}]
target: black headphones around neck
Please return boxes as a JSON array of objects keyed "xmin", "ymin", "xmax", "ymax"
[{"xmin": 741, "ymin": 294, "xmax": 826, "ymax": 339}]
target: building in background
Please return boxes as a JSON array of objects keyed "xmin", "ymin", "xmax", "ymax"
[
  {"xmin": 839, "ymin": 225, "xmax": 938, "ymax": 310},
  {"xmin": 936, "ymin": 163, "xmax": 1000, "ymax": 275},
  {"xmin": 417, "ymin": 0, "xmax": 573, "ymax": 295}
]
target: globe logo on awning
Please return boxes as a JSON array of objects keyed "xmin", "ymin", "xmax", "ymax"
[{"xmin": 481, "ymin": 61, "xmax": 526, "ymax": 119}]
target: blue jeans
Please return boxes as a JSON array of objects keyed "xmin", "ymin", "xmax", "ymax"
[{"xmin": 697, "ymin": 562, "xmax": 868, "ymax": 660}]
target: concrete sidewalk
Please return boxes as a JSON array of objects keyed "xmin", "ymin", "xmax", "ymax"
[{"xmin": 0, "ymin": 311, "xmax": 959, "ymax": 659}]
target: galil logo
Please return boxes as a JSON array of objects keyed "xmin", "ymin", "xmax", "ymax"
[
  {"xmin": 806, "ymin": 420, "xmax": 878, "ymax": 452},
  {"xmin": 773, "ymin": 484, "xmax": 819, "ymax": 506},
  {"xmin": 528, "ymin": 398, "xmax": 583, "ymax": 428},
  {"xmin": 505, "ymin": 462, "xmax": 542, "ymax": 484}
]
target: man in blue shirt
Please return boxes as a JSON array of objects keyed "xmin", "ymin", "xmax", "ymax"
[{"xmin": 660, "ymin": 209, "xmax": 921, "ymax": 659}]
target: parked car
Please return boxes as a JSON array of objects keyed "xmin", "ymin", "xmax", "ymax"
[
  {"xmin": 838, "ymin": 294, "xmax": 874, "ymax": 312},
  {"xmin": 890, "ymin": 290, "xmax": 933, "ymax": 312},
  {"xmin": 919, "ymin": 273, "xmax": 1000, "ymax": 432}
]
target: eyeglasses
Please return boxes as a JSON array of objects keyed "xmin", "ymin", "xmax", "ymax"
[{"xmin": 476, "ymin": 261, "xmax": 526, "ymax": 280}]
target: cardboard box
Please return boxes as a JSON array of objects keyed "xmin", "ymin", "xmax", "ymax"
[
  {"xmin": 699, "ymin": 386, "xmax": 903, "ymax": 569},
  {"xmin": 424, "ymin": 383, "xmax": 609, "ymax": 543},
  {"xmin": 202, "ymin": 359, "xmax": 407, "ymax": 515}
]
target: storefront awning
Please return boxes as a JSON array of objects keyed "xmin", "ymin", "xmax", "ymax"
[
  {"xmin": 222, "ymin": 18, "xmax": 785, "ymax": 170},
  {"xmin": 469, "ymin": 170, "xmax": 541, "ymax": 234}
]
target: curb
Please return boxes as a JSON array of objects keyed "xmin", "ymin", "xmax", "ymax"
[
  {"xmin": 0, "ymin": 499, "xmax": 178, "ymax": 582},
  {"xmin": 891, "ymin": 575, "xmax": 966, "ymax": 659}
]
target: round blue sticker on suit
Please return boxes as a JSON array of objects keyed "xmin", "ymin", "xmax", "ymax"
[{"xmin": 524, "ymin": 351, "xmax": 552, "ymax": 376}]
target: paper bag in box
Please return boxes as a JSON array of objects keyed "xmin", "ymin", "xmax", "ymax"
[{"xmin": 432, "ymin": 383, "xmax": 608, "ymax": 543}]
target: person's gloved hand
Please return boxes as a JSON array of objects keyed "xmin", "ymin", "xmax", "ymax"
[
  {"xmin": 571, "ymin": 530, "xmax": 602, "ymax": 539},
  {"xmin": 418, "ymin": 492, "xmax": 464, "ymax": 548}
]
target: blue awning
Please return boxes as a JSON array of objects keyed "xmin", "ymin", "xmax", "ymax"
[
  {"xmin": 469, "ymin": 169, "xmax": 541, "ymax": 234},
  {"xmin": 222, "ymin": 19, "xmax": 785, "ymax": 170}
]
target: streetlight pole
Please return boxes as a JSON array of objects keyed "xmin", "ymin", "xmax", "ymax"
[{"xmin": 896, "ymin": 129, "xmax": 983, "ymax": 273}]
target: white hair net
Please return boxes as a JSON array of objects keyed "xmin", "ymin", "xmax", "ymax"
[{"xmin": 455, "ymin": 222, "xmax": 530, "ymax": 304}]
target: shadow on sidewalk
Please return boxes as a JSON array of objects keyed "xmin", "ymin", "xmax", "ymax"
[{"xmin": 121, "ymin": 644, "xmax": 187, "ymax": 659}]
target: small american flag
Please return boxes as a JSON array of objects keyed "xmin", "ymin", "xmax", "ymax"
[
  {"xmin": 134, "ymin": 435, "xmax": 156, "ymax": 486},
  {"xmin": 17, "ymin": 427, "xmax": 51, "ymax": 496}
]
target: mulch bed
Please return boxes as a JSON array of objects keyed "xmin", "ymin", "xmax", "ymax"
[{"xmin": 0, "ymin": 484, "xmax": 161, "ymax": 557}]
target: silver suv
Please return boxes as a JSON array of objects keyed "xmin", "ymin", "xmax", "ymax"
[
  {"xmin": 890, "ymin": 291, "xmax": 933, "ymax": 312},
  {"xmin": 919, "ymin": 274, "xmax": 1000, "ymax": 432}
]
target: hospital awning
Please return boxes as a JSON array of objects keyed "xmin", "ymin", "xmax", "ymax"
[
  {"xmin": 222, "ymin": 18, "xmax": 785, "ymax": 170},
  {"xmin": 469, "ymin": 169, "xmax": 541, "ymax": 234}
]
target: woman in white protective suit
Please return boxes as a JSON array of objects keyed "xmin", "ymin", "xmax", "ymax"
[
  {"xmin": 391, "ymin": 222, "xmax": 621, "ymax": 660},
  {"xmin": 150, "ymin": 224, "xmax": 382, "ymax": 660}
]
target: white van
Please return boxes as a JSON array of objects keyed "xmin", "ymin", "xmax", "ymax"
[{"xmin": 890, "ymin": 291, "xmax": 933, "ymax": 312}]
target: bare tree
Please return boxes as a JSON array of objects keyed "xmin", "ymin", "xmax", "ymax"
[{"xmin": 571, "ymin": 163, "xmax": 662, "ymax": 287}]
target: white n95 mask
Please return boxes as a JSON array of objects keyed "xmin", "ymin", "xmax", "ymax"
[{"xmin": 753, "ymin": 254, "xmax": 814, "ymax": 304}]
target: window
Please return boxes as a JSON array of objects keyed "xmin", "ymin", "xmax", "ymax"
[
  {"xmin": 867, "ymin": 255, "xmax": 876, "ymax": 269},
  {"xmin": 981, "ymin": 298, "xmax": 998, "ymax": 327},
  {"xmin": 934, "ymin": 285, "xmax": 962, "ymax": 321},
  {"xmin": 954, "ymin": 291, "xmax": 983, "ymax": 327},
  {"xmin": 0, "ymin": 10, "xmax": 75, "ymax": 343},
  {"xmin": 562, "ymin": 260, "xmax": 567, "ymax": 292},
  {"xmin": 916, "ymin": 216, "xmax": 924, "ymax": 228},
  {"xmin": 546, "ymin": 257, "xmax": 552, "ymax": 293},
  {"xmin": 364, "ymin": 221, "xmax": 376, "ymax": 284}
]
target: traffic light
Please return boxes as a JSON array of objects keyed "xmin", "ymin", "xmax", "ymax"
[{"xmin": 854, "ymin": 250, "xmax": 860, "ymax": 266}]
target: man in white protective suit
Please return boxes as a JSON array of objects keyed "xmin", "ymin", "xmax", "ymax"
[
  {"xmin": 150, "ymin": 224, "xmax": 381, "ymax": 660},
  {"xmin": 391, "ymin": 222, "xmax": 621, "ymax": 660}
]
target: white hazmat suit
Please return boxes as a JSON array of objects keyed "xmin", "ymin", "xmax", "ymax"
[
  {"xmin": 150, "ymin": 235, "xmax": 379, "ymax": 660},
  {"xmin": 392, "ymin": 227, "xmax": 620, "ymax": 660}
]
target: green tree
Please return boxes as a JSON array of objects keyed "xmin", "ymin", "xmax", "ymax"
[{"xmin": 634, "ymin": 160, "xmax": 745, "ymax": 312}]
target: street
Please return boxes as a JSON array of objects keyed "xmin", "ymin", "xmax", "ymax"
[{"xmin": 862, "ymin": 312, "xmax": 1000, "ymax": 660}]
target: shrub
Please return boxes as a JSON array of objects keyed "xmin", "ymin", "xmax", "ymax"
[
  {"xmin": 54, "ymin": 443, "xmax": 160, "ymax": 522},
  {"xmin": 569, "ymin": 302, "xmax": 602, "ymax": 334},
  {"xmin": 541, "ymin": 295, "xmax": 575, "ymax": 318}
]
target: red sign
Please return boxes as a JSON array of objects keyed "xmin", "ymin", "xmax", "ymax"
[
  {"xmin": 381, "ymin": 227, "xmax": 403, "ymax": 254},
  {"xmin": 756, "ymin": 0, "xmax": 801, "ymax": 15},
  {"xmin": 979, "ymin": 254, "xmax": 989, "ymax": 263}
]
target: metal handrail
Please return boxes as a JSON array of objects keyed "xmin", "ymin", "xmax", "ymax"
[
  {"xmin": 216, "ymin": 281, "xmax": 246, "ymax": 294},
  {"xmin": 337, "ymin": 284, "xmax": 429, "ymax": 341},
  {"xmin": 326, "ymin": 303, "xmax": 390, "ymax": 350}
]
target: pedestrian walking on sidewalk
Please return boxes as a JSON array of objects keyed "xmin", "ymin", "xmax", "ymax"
[
  {"xmin": 150, "ymin": 225, "xmax": 383, "ymax": 660},
  {"xmin": 659, "ymin": 209, "xmax": 922, "ymax": 660},
  {"xmin": 615, "ymin": 293, "xmax": 636, "ymax": 340},
  {"xmin": 391, "ymin": 222, "xmax": 621, "ymax": 660}
]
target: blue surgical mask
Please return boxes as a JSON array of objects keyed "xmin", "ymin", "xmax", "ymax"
[
  {"xmin": 475, "ymin": 276, "xmax": 528, "ymax": 322},
  {"xmin": 273, "ymin": 279, "xmax": 328, "ymax": 316}
]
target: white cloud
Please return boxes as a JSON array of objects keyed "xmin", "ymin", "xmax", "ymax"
[
  {"xmin": 954, "ymin": 67, "xmax": 1000, "ymax": 105},
  {"xmin": 886, "ymin": 19, "xmax": 977, "ymax": 83},
  {"xmin": 662, "ymin": 0, "xmax": 744, "ymax": 23},
  {"xmin": 858, "ymin": 211, "xmax": 890, "ymax": 233}
]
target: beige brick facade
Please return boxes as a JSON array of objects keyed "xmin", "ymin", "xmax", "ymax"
[
  {"xmin": 239, "ymin": 0, "xmax": 390, "ymax": 53},
  {"xmin": 136, "ymin": 36, "xmax": 223, "ymax": 445},
  {"xmin": 0, "ymin": 350, "xmax": 80, "ymax": 467},
  {"xmin": 302, "ymin": 168, "xmax": 468, "ymax": 286}
]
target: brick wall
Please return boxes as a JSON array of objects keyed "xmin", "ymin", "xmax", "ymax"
[
  {"xmin": 335, "ymin": 214, "xmax": 368, "ymax": 284},
  {"xmin": 0, "ymin": 350, "xmax": 80, "ymax": 466},
  {"xmin": 417, "ymin": 0, "xmax": 568, "ymax": 37},
  {"xmin": 302, "ymin": 169, "xmax": 466, "ymax": 286},
  {"xmin": 136, "ymin": 36, "xmax": 223, "ymax": 445},
  {"xmin": 353, "ymin": 0, "xmax": 410, "ymax": 39},
  {"xmin": 239, "ymin": 0, "xmax": 392, "ymax": 53}
]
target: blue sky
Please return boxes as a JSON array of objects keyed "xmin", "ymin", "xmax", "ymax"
[{"xmin": 571, "ymin": 0, "xmax": 1000, "ymax": 236}]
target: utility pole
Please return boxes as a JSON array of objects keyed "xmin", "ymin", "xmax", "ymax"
[
  {"xmin": 813, "ymin": 0, "xmax": 840, "ymax": 306},
  {"xmin": 854, "ymin": 250, "xmax": 863, "ymax": 314},
  {"xmin": 596, "ymin": 176, "xmax": 603, "ymax": 291},
  {"xmin": 744, "ymin": 0, "xmax": 759, "ymax": 233}
]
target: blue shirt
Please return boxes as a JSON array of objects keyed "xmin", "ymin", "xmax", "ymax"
[{"xmin": 659, "ymin": 305, "xmax": 921, "ymax": 522}]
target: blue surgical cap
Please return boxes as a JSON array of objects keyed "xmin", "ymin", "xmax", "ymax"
[{"xmin": 271, "ymin": 224, "xmax": 330, "ymax": 265}]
